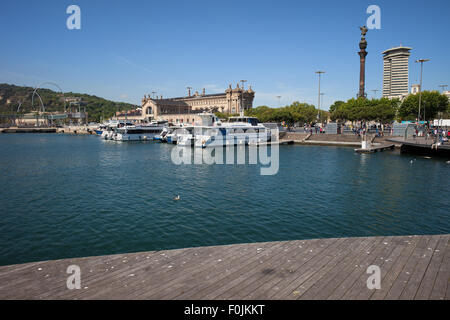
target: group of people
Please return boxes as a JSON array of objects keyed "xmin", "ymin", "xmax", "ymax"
[
  {"xmin": 432, "ymin": 127, "xmax": 449, "ymax": 144},
  {"xmin": 413, "ymin": 126, "xmax": 450, "ymax": 144},
  {"xmin": 302, "ymin": 125, "xmax": 325, "ymax": 134}
]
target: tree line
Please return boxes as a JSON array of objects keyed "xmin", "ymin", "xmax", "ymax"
[
  {"xmin": 244, "ymin": 102, "xmax": 329, "ymax": 124},
  {"xmin": 329, "ymin": 91, "xmax": 449, "ymax": 123},
  {"xmin": 218, "ymin": 91, "xmax": 448, "ymax": 125}
]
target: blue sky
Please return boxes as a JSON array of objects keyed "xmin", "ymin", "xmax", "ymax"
[{"xmin": 0, "ymin": 0, "xmax": 448, "ymax": 110}]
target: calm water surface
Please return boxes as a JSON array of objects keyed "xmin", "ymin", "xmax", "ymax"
[{"xmin": 0, "ymin": 134, "xmax": 449, "ymax": 265}]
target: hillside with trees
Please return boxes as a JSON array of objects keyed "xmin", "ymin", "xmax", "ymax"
[{"xmin": 0, "ymin": 83, "xmax": 136, "ymax": 123}]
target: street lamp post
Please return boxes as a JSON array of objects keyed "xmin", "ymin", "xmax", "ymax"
[
  {"xmin": 415, "ymin": 59, "xmax": 430, "ymax": 121},
  {"xmin": 276, "ymin": 96, "xmax": 281, "ymax": 108},
  {"xmin": 371, "ymin": 89, "xmax": 379, "ymax": 99},
  {"xmin": 240, "ymin": 80, "xmax": 247, "ymax": 114},
  {"xmin": 187, "ymin": 87, "xmax": 192, "ymax": 119},
  {"xmin": 316, "ymin": 71, "xmax": 325, "ymax": 122},
  {"xmin": 320, "ymin": 93, "xmax": 325, "ymax": 123}
]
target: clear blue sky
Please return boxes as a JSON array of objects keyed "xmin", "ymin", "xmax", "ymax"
[{"xmin": 0, "ymin": 0, "xmax": 448, "ymax": 110}]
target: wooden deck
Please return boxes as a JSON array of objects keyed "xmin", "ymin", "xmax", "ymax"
[{"xmin": 0, "ymin": 234, "xmax": 448, "ymax": 300}]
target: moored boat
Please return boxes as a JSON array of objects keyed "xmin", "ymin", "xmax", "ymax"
[{"xmin": 175, "ymin": 113, "xmax": 271, "ymax": 148}]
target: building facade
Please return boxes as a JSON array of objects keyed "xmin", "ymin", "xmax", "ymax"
[
  {"xmin": 116, "ymin": 83, "xmax": 255, "ymax": 124},
  {"xmin": 382, "ymin": 46, "xmax": 412, "ymax": 99}
]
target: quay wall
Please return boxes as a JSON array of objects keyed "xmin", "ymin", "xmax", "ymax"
[
  {"xmin": 56, "ymin": 126, "xmax": 96, "ymax": 135},
  {"xmin": 280, "ymin": 132, "xmax": 393, "ymax": 146}
]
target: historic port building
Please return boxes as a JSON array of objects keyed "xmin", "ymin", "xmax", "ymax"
[
  {"xmin": 382, "ymin": 46, "xmax": 412, "ymax": 99},
  {"xmin": 120, "ymin": 83, "xmax": 255, "ymax": 124}
]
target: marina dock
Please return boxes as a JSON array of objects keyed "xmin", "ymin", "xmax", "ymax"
[
  {"xmin": 388, "ymin": 137, "xmax": 450, "ymax": 157},
  {"xmin": 355, "ymin": 144, "xmax": 395, "ymax": 153},
  {"xmin": 0, "ymin": 234, "xmax": 448, "ymax": 300},
  {"xmin": 248, "ymin": 139, "xmax": 294, "ymax": 146}
]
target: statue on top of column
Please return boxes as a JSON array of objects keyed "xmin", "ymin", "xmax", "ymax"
[{"xmin": 360, "ymin": 26, "xmax": 368, "ymax": 39}]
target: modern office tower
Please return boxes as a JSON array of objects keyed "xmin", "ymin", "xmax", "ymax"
[{"xmin": 382, "ymin": 46, "xmax": 412, "ymax": 99}]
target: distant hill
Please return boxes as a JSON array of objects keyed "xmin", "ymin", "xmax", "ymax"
[{"xmin": 0, "ymin": 83, "xmax": 136, "ymax": 122}]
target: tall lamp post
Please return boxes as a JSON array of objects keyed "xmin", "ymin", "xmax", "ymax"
[
  {"xmin": 316, "ymin": 71, "xmax": 325, "ymax": 122},
  {"xmin": 371, "ymin": 89, "xmax": 379, "ymax": 99},
  {"xmin": 186, "ymin": 87, "xmax": 192, "ymax": 119},
  {"xmin": 240, "ymin": 80, "xmax": 247, "ymax": 114},
  {"xmin": 415, "ymin": 59, "xmax": 430, "ymax": 122},
  {"xmin": 320, "ymin": 93, "xmax": 325, "ymax": 123}
]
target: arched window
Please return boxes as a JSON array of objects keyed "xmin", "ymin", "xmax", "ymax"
[{"xmin": 146, "ymin": 107, "xmax": 152, "ymax": 115}]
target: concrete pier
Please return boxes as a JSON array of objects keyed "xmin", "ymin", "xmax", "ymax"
[
  {"xmin": 0, "ymin": 234, "xmax": 448, "ymax": 300},
  {"xmin": 388, "ymin": 137, "xmax": 450, "ymax": 157}
]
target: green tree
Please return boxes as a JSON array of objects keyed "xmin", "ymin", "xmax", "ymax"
[
  {"xmin": 329, "ymin": 97, "xmax": 397, "ymax": 123},
  {"xmin": 329, "ymin": 100, "xmax": 345, "ymax": 113},
  {"xmin": 245, "ymin": 102, "xmax": 327, "ymax": 124},
  {"xmin": 398, "ymin": 91, "xmax": 449, "ymax": 121}
]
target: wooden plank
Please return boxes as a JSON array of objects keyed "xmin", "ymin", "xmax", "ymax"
[
  {"xmin": 36, "ymin": 251, "xmax": 163, "ymax": 299},
  {"xmin": 211, "ymin": 240, "xmax": 311, "ymax": 300},
  {"xmin": 267, "ymin": 237, "xmax": 349, "ymax": 299},
  {"xmin": 384, "ymin": 235, "xmax": 431, "ymax": 300},
  {"xmin": 80, "ymin": 244, "xmax": 239, "ymax": 299},
  {"xmin": 326, "ymin": 236, "xmax": 388, "ymax": 299},
  {"xmin": 414, "ymin": 235, "xmax": 449, "ymax": 300},
  {"xmin": 305, "ymin": 236, "xmax": 380, "ymax": 299},
  {"xmin": 429, "ymin": 235, "xmax": 450, "ymax": 300},
  {"xmin": 0, "ymin": 251, "xmax": 161, "ymax": 299},
  {"xmin": 222, "ymin": 238, "xmax": 338, "ymax": 300},
  {"xmin": 183, "ymin": 239, "xmax": 326, "ymax": 300},
  {"xmin": 339, "ymin": 236, "xmax": 398, "ymax": 299},
  {"xmin": 356, "ymin": 237, "xmax": 407, "ymax": 300},
  {"xmin": 134, "ymin": 241, "xmax": 280, "ymax": 299},
  {"xmin": 245, "ymin": 238, "xmax": 338, "ymax": 300},
  {"xmin": 44, "ymin": 248, "xmax": 191, "ymax": 299},
  {"xmin": 189, "ymin": 241, "xmax": 300, "ymax": 300},
  {"xmin": 294, "ymin": 237, "xmax": 372, "ymax": 299},
  {"xmin": 370, "ymin": 235, "xmax": 421, "ymax": 300},
  {"xmin": 399, "ymin": 235, "xmax": 441, "ymax": 299}
]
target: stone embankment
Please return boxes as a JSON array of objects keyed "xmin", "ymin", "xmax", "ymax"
[
  {"xmin": 279, "ymin": 132, "xmax": 392, "ymax": 147},
  {"xmin": 56, "ymin": 126, "xmax": 96, "ymax": 135}
]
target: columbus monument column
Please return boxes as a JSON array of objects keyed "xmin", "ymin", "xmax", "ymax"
[{"xmin": 357, "ymin": 26, "xmax": 368, "ymax": 98}]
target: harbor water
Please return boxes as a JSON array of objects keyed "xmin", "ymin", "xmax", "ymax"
[{"xmin": 0, "ymin": 134, "xmax": 449, "ymax": 266}]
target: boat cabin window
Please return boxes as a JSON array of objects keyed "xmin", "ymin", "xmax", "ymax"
[{"xmin": 228, "ymin": 117, "xmax": 259, "ymax": 126}]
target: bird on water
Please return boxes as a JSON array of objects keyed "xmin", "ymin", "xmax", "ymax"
[{"xmin": 173, "ymin": 195, "xmax": 180, "ymax": 201}]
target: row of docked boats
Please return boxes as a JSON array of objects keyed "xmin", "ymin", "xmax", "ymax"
[
  {"xmin": 95, "ymin": 113, "xmax": 272, "ymax": 147},
  {"xmin": 96, "ymin": 120, "xmax": 168, "ymax": 141}
]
